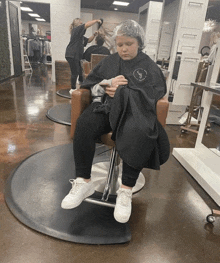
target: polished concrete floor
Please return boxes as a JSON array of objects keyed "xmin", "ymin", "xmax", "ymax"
[{"xmin": 1, "ymin": 64, "xmax": 220, "ymax": 263}]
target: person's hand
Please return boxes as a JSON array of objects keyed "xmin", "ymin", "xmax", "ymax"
[
  {"xmin": 97, "ymin": 19, "xmax": 103, "ymax": 29},
  {"xmin": 101, "ymin": 75, "xmax": 128, "ymax": 97},
  {"xmin": 93, "ymin": 31, "xmax": 98, "ymax": 37},
  {"xmin": 97, "ymin": 19, "xmax": 102, "ymax": 24},
  {"xmin": 111, "ymin": 75, "xmax": 128, "ymax": 88}
]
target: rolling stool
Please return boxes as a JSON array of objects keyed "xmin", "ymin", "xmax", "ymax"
[{"xmin": 70, "ymin": 89, "xmax": 169, "ymax": 207}]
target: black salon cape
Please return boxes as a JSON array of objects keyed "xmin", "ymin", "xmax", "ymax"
[{"xmin": 81, "ymin": 51, "xmax": 170, "ymax": 170}]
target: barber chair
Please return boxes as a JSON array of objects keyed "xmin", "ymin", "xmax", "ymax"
[
  {"xmin": 4, "ymin": 88, "xmax": 169, "ymax": 245},
  {"xmin": 82, "ymin": 54, "xmax": 109, "ymax": 79},
  {"xmin": 70, "ymin": 89, "xmax": 169, "ymax": 207},
  {"xmin": 91, "ymin": 54, "xmax": 109, "ymax": 70}
]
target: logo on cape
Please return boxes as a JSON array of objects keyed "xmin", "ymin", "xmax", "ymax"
[{"xmin": 133, "ymin": 68, "xmax": 147, "ymax": 81}]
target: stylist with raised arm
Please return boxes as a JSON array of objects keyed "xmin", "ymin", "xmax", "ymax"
[{"xmin": 65, "ymin": 18, "xmax": 102, "ymax": 94}]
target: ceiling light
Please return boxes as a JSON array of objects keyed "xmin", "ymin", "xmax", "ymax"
[
  {"xmin": 20, "ymin": 7, "xmax": 33, "ymax": 12},
  {"xmin": 113, "ymin": 1, "xmax": 129, "ymax": 6},
  {"xmin": 35, "ymin": 18, "xmax": 46, "ymax": 22},
  {"xmin": 28, "ymin": 13, "xmax": 40, "ymax": 17},
  {"xmin": 114, "ymin": 8, "xmax": 118, "ymax": 10}
]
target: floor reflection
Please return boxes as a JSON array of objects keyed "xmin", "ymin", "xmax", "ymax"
[{"xmin": 0, "ymin": 64, "xmax": 71, "ymax": 165}]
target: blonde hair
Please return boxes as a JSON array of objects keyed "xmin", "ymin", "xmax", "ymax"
[
  {"xmin": 210, "ymin": 32, "xmax": 220, "ymax": 46},
  {"xmin": 69, "ymin": 18, "xmax": 82, "ymax": 33}
]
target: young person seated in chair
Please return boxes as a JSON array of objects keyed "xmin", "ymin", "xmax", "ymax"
[{"xmin": 61, "ymin": 20, "xmax": 170, "ymax": 223}]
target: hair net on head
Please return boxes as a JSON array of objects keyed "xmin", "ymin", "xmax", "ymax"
[{"xmin": 112, "ymin": 20, "xmax": 145, "ymax": 50}]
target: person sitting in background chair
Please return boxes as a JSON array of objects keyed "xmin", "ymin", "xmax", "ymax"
[
  {"xmin": 61, "ymin": 20, "xmax": 170, "ymax": 224},
  {"xmin": 83, "ymin": 33, "xmax": 111, "ymax": 62}
]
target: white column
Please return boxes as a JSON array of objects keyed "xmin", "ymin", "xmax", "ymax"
[
  {"xmin": 50, "ymin": 0, "xmax": 80, "ymax": 82},
  {"xmin": 138, "ymin": 1, "xmax": 163, "ymax": 61}
]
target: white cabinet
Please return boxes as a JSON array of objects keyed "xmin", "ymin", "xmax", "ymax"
[
  {"xmin": 157, "ymin": 22, "xmax": 175, "ymax": 60},
  {"xmin": 166, "ymin": 0, "xmax": 209, "ymax": 107},
  {"xmin": 178, "ymin": 28, "xmax": 203, "ymax": 53},
  {"xmin": 138, "ymin": 1, "xmax": 163, "ymax": 61},
  {"xmin": 173, "ymin": 53, "xmax": 200, "ymax": 105},
  {"xmin": 180, "ymin": 0, "xmax": 208, "ymax": 30},
  {"xmin": 177, "ymin": 0, "xmax": 208, "ymax": 53}
]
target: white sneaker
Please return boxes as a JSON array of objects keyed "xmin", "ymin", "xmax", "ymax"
[
  {"xmin": 114, "ymin": 188, "xmax": 132, "ymax": 223},
  {"xmin": 69, "ymin": 89, "xmax": 75, "ymax": 95},
  {"xmin": 61, "ymin": 178, "xmax": 95, "ymax": 209}
]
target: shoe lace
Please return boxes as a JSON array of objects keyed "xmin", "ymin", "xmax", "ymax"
[
  {"xmin": 69, "ymin": 179, "xmax": 84, "ymax": 194},
  {"xmin": 117, "ymin": 189, "xmax": 132, "ymax": 206}
]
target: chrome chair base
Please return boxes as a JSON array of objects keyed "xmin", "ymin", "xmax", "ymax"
[{"xmin": 90, "ymin": 161, "xmax": 145, "ymax": 195}]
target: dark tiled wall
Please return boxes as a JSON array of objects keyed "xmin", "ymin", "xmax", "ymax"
[{"xmin": 0, "ymin": 0, "xmax": 11, "ymax": 81}]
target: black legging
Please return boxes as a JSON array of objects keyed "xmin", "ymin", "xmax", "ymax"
[
  {"xmin": 73, "ymin": 102, "xmax": 141, "ymax": 187},
  {"xmin": 66, "ymin": 57, "xmax": 83, "ymax": 90}
]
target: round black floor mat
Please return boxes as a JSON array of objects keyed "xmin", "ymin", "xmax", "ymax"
[
  {"xmin": 5, "ymin": 144, "xmax": 131, "ymax": 244},
  {"xmin": 46, "ymin": 104, "xmax": 71, "ymax": 125},
  {"xmin": 56, "ymin": 89, "xmax": 71, "ymax": 99}
]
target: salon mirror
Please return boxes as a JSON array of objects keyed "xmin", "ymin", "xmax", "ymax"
[{"xmin": 202, "ymin": 92, "xmax": 220, "ymax": 157}]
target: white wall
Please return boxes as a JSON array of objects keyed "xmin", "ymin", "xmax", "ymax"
[
  {"xmin": 81, "ymin": 12, "xmax": 93, "ymax": 47},
  {"xmin": 156, "ymin": 0, "xmax": 180, "ymax": 60},
  {"xmin": 82, "ymin": 8, "xmax": 138, "ymax": 31},
  {"xmin": 81, "ymin": 8, "xmax": 138, "ymax": 51},
  {"xmin": 138, "ymin": 1, "xmax": 163, "ymax": 61},
  {"xmin": 162, "ymin": 0, "xmax": 180, "ymax": 24},
  {"xmin": 51, "ymin": 0, "xmax": 80, "ymax": 82},
  {"xmin": 81, "ymin": 8, "xmax": 138, "ymax": 40},
  {"xmin": 161, "ymin": 0, "xmax": 180, "ymax": 57}
]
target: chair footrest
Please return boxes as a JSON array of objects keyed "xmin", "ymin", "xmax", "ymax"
[{"xmin": 85, "ymin": 192, "xmax": 116, "ymax": 208}]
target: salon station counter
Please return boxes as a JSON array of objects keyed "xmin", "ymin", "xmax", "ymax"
[{"xmin": 173, "ymin": 82, "xmax": 220, "ymax": 207}]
